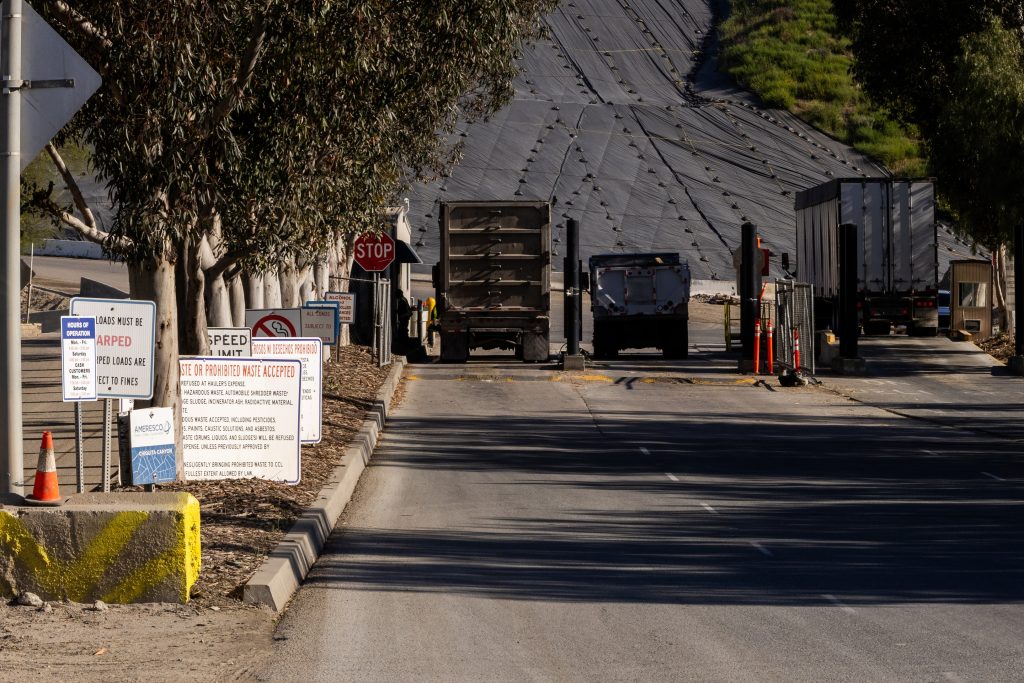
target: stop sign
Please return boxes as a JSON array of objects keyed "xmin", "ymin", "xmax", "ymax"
[{"xmin": 353, "ymin": 232, "xmax": 396, "ymax": 272}]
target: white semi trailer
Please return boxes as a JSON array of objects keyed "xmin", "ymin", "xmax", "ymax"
[{"xmin": 795, "ymin": 179, "xmax": 939, "ymax": 336}]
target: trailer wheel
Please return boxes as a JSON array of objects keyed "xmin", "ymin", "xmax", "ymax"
[
  {"xmin": 440, "ymin": 331, "xmax": 470, "ymax": 363},
  {"xmin": 592, "ymin": 323, "xmax": 618, "ymax": 359},
  {"xmin": 909, "ymin": 324, "xmax": 938, "ymax": 338},
  {"xmin": 864, "ymin": 320, "xmax": 891, "ymax": 336},
  {"xmin": 521, "ymin": 332, "xmax": 550, "ymax": 362},
  {"xmin": 662, "ymin": 322, "xmax": 689, "ymax": 359}
]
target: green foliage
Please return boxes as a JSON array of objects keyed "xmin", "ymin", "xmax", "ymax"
[
  {"xmin": 931, "ymin": 19, "xmax": 1024, "ymax": 247},
  {"xmin": 834, "ymin": 1, "xmax": 1024, "ymax": 248},
  {"xmin": 20, "ymin": 145, "xmax": 91, "ymax": 250},
  {"xmin": 720, "ymin": 0, "xmax": 926, "ymax": 175},
  {"xmin": 38, "ymin": 0, "xmax": 557, "ymax": 271}
]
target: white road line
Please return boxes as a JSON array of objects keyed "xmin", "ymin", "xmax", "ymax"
[
  {"xmin": 639, "ymin": 447, "xmax": 650, "ymax": 455},
  {"xmin": 920, "ymin": 449, "xmax": 939, "ymax": 457},
  {"xmin": 981, "ymin": 471, "xmax": 1005, "ymax": 482},
  {"xmin": 750, "ymin": 542, "xmax": 773, "ymax": 557},
  {"xmin": 700, "ymin": 503, "xmax": 717, "ymax": 514},
  {"xmin": 665, "ymin": 473, "xmax": 678, "ymax": 482},
  {"xmin": 822, "ymin": 594, "xmax": 856, "ymax": 614}
]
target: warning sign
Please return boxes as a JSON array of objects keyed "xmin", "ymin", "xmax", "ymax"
[
  {"xmin": 180, "ymin": 357, "xmax": 302, "ymax": 483},
  {"xmin": 252, "ymin": 338, "xmax": 323, "ymax": 444},
  {"xmin": 301, "ymin": 305, "xmax": 338, "ymax": 346},
  {"xmin": 324, "ymin": 291, "xmax": 356, "ymax": 325},
  {"xmin": 69, "ymin": 298, "xmax": 156, "ymax": 399},
  {"xmin": 245, "ymin": 308, "xmax": 302, "ymax": 338}
]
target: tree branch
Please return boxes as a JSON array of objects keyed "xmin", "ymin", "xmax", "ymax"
[
  {"xmin": 45, "ymin": 143, "xmax": 98, "ymax": 231},
  {"xmin": 43, "ymin": 0, "xmax": 113, "ymax": 52}
]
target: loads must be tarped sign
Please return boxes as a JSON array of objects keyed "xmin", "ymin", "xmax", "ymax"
[
  {"xmin": 69, "ymin": 298, "xmax": 156, "ymax": 399},
  {"xmin": 180, "ymin": 357, "xmax": 302, "ymax": 484}
]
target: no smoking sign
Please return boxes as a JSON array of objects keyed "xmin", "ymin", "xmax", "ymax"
[{"xmin": 245, "ymin": 309, "xmax": 302, "ymax": 338}]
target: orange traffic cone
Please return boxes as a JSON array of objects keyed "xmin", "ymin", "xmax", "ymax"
[{"xmin": 26, "ymin": 432, "xmax": 62, "ymax": 506}]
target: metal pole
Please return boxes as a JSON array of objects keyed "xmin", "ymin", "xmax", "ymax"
[
  {"xmin": 102, "ymin": 398, "xmax": 111, "ymax": 492},
  {"xmin": 565, "ymin": 218, "xmax": 580, "ymax": 357},
  {"xmin": 75, "ymin": 401, "xmax": 84, "ymax": 493},
  {"xmin": 1, "ymin": 0, "xmax": 24, "ymax": 497},
  {"xmin": 740, "ymin": 222, "xmax": 756, "ymax": 364},
  {"xmin": 24, "ymin": 241, "xmax": 31, "ymax": 322},
  {"xmin": 839, "ymin": 222, "xmax": 859, "ymax": 358},
  {"xmin": 1015, "ymin": 223, "xmax": 1023, "ymax": 358}
]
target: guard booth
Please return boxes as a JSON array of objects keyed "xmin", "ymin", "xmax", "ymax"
[
  {"xmin": 950, "ymin": 260, "xmax": 993, "ymax": 339},
  {"xmin": 350, "ymin": 202, "xmax": 423, "ymax": 351}
]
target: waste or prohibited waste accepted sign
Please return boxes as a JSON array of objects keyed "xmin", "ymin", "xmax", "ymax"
[{"xmin": 245, "ymin": 308, "xmax": 302, "ymax": 338}]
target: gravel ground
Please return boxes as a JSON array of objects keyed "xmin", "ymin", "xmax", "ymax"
[{"xmin": 978, "ymin": 332, "xmax": 1016, "ymax": 363}]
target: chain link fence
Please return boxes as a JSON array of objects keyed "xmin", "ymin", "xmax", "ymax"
[{"xmin": 775, "ymin": 280, "xmax": 815, "ymax": 374}]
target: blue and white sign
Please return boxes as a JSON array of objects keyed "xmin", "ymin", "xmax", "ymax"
[
  {"xmin": 61, "ymin": 316, "xmax": 97, "ymax": 402},
  {"xmin": 303, "ymin": 302, "xmax": 340, "ymax": 345},
  {"xmin": 127, "ymin": 407, "xmax": 176, "ymax": 485}
]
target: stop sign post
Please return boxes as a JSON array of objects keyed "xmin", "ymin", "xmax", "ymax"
[{"xmin": 353, "ymin": 232, "xmax": 396, "ymax": 272}]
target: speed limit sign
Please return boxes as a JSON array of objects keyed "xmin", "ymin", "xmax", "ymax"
[{"xmin": 353, "ymin": 232, "xmax": 396, "ymax": 272}]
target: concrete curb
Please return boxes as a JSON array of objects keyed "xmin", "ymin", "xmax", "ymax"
[{"xmin": 243, "ymin": 358, "xmax": 406, "ymax": 611}]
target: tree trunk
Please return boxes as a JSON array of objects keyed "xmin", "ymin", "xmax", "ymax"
[
  {"xmin": 184, "ymin": 239, "xmax": 210, "ymax": 356},
  {"xmin": 127, "ymin": 252, "xmax": 184, "ymax": 479},
  {"xmin": 205, "ymin": 271, "xmax": 233, "ymax": 328},
  {"xmin": 279, "ymin": 258, "xmax": 299, "ymax": 307},
  {"xmin": 245, "ymin": 273, "xmax": 265, "ymax": 310},
  {"xmin": 314, "ymin": 259, "xmax": 330, "ymax": 298},
  {"xmin": 297, "ymin": 257, "xmax": 315, "ymax": 304},
  {"xmin": 994, "ymin": 244, "xmax": 1008, "ymax": 331},
  {"xmin": 263, "ymin": 268, "xmax": 282, "ymax": 308},
  {"xmin": 228, "ymin": 273, "xmax": 246, "ymax": 326}
]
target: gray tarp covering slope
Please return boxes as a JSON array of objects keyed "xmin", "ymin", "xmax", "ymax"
[{"xmin": 406, "ymin": 0, "xmax": 980, "ymax": 281}]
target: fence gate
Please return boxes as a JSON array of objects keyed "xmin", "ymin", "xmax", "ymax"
[
  {"xmin": 373, "ymin": 277, "xmax": 392, "ymax": 368},
  {"xmin": 775, "ymin": 280, "xmax": 815, "ymax": 374}
]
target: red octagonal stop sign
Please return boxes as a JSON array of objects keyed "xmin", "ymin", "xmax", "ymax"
[{"xmin": 353, "ymin": 232, "xmax": 396, "ymax": 272}]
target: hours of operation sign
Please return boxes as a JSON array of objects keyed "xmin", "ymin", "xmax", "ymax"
[
  {"xmin": 180, "ymin": 357, "xmax": 302, "ymax": 484},
  {"xmin": 61, "ymin": 316, "xmax": 97, "ymax": 402}
]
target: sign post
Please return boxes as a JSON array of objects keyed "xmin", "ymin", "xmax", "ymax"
[
  {"xmin": 69, "ymin": 298, "xmax": 157, "ymax": 492},
  {"xmin": 1, "ymin": 0, "xmax": 102, "ymax": 498}
]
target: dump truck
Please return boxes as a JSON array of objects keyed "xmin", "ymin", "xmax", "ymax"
[
  {"xmin": 433, "ymin": 201, "xmax": 551, "ymax": 362},
  {"xmin": 589, "ymin": 252, "xmax": 691, "ymax": 358},
  {"xmin": 795, "ymin": 179, "xmax": 939, "ymax": 336}
]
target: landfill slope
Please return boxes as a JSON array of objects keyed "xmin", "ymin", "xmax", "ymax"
[{"xmin": 405, "ymin": 0, "xmax": 978, "ymax": 281}]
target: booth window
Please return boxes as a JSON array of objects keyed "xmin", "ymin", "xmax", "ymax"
[{"xmin": 958, "ymin": 282, "xmax": 987, "ymax": 307}]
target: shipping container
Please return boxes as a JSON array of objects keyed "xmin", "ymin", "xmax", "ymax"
[{"xmin": 794, "ymin": 179, "xmax": 939, "ymax": 336}]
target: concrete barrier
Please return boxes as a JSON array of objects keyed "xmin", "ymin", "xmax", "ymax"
[
  {"xmin": 0, "ymin": 492, "xmax": 200, "ymax": 604},
  {"xmin": 244, "ymin": 359, "xmax": 406, "ymax": 611}
]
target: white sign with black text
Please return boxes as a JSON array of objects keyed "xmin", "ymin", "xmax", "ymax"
[
  {"xmin": 251, "ymin": 338, "xmax": 323, "ymax": 444},
  {"xmin": 324, "ymin": 291, "xmax": 356, "ymax": 325},
  {"xmin": 69, "ymin": 298, "xmax": 156, "ymax": 399},
  {"xmin": 179, "ymin": 357, "xmax": 302, "ymax": 484},
  {"xmin": 208, "ymin": 327, "xmax": 252, "ymax": 357}
]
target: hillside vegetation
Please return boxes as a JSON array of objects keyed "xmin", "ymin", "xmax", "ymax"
[{"xmin": 719, "ymin": 0, "xmax": 927, "ymax": 176}]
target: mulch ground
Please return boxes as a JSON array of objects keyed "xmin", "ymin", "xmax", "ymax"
[
  {"xmin": 978, "ymin": 332, "xmax": 1016, "ymax": 363},
  {"xmin": 116, "ymin": 345, "xmax": 395, "ymax": 605}
]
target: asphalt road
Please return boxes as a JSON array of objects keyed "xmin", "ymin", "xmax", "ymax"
[
  {"xmin": 264, "ymin": 347, "xmax": 1024, "ymax": 681},
  {"xmin": 28, "ymin": 255, "xmax": 129, "ymax": 293}
]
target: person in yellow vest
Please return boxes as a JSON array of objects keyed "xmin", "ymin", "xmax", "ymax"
[{"xmin": 426, "ymin": 296, "xmax": 438, "ymax": 346}]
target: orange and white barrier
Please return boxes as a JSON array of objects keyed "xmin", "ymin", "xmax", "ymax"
[{"xmin": 27, "ymin": 432, "xmax": 62, "ymax": 505}]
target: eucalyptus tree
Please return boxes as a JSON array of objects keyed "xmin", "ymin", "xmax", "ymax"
[{"xmin": 31, "ymin": 1, "xmax": 556, "ymax": 462}]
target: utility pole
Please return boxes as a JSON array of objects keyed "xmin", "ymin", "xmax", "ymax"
[
  {"xmin": 1012, "ymin": 223, "xmax": 1023, "ymax": 375},
  {"xmin": 562, "ymin": 218, "xmax": 584, "ymax": 370},
  {"xmin": 1, "ymin": 0, "xmax": 24, "ymax": 498}
]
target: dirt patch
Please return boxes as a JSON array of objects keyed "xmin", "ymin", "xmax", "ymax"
[
  {"xmin": 1, "ymin": 345, "xmax": 397, "ymax": 680},
  {"xmin": 978, "ymin": 332, "xmax": 1016, "ymax": 363}
]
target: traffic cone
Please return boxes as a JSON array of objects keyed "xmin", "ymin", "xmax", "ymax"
[{"xmin": 26, "ymin": 432, "xmax": 62, "ymax": 506}]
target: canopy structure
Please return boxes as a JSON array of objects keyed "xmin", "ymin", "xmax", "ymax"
[{"xmin": 406, "ymin": 0, "xmax": 979, "ymax": 281}]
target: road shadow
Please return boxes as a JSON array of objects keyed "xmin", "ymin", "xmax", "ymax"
[{"xmin": 305, "ymin": 403, "xmax": 1024, "ymax": 606}]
